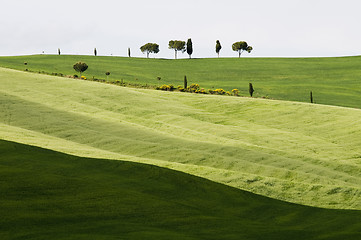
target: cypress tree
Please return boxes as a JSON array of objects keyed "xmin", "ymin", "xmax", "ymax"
[
  {"xmin": 58, "ymin": 48, "xmax": 61, "ymax": 55},
  {"xmin": 249, "ymin": 83, "xmax": 254, "ymax": 97},
  {"xmin": 186, "ymin": 38, "xmax": 193, "ymax": 59},
  {"xmin": 216, "ymin": 40, "xmax": 222, "ymax": 58},
  {"xmin": 128, "ymin": 48, "xmax": 131, "ymax": 57},
  {"xmin": 94, "ymin": 48, "xmax": 97, "ymax": 56},
  {"xmin": 310, "ymin": 91, "xmax": 313, "ymax": 103},
  {"xmin": 184, "ymin": 75, "xmax": 188, "ymax": 89}
]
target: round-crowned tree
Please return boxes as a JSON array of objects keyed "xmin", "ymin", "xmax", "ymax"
[
  {"xmin": 232, "ymin": 41, "xmax": 253, "ymax": 57},
  {"xmin": 140, "ymin": 43, "xmax": 160, "ymax": 58},
  {"xmin": 168, "ymin": 40, "xmax": 186, "ymax": 59},
  {"xmin": 73, "ymin": 62, "xmax": 88, "ymax": 76}
]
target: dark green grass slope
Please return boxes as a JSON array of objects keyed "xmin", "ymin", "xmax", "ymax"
[
  {"xmin": 1, "ymin": 140, "xmax": 361, "ymax": 240},
  {"xmin": 1, "ymin": 55, "xmax": 361, "ymax": 108}
]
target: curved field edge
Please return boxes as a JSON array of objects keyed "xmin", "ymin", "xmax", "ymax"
[
  {"xmin": 1, "ymin": 139, "xmax": 361, "ymax": 240},
  {"xmin": 1, "ymin": 68, "xmax": 361, "ymax": 209},
  {"xmin": 1, "ymin": 54, "xmax": 361, "ymax": 109}
]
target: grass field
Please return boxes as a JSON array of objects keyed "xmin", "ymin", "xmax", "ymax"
[
  {"xmin": 0, "ymin": 55, "xmax": 361, "ymax": 108},
  {"xmin": 1, "ymin": 67, "xmax": 361, "ymax": 210},
  {"xmin": 1, "ymin": 139, "xmax": 361, "ymax": 240}
]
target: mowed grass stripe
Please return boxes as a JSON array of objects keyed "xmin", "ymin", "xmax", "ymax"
[
  {"xmin": 1, "ymin": 139, "xmax": 361, "ymax": 240},
  {"xmin": 1, "ymin": 55, "xmax": 361, "ymax": 108},
  {"xmin": 1, "ymin": 68, "xmax": 361, "ymax": 209}
]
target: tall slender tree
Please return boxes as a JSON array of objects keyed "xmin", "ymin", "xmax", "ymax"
[
  {"xmin": 186, "ymin": 38, "xmax": 193, "ymax": 59},
  {"xmin": 168, "ymin": 40, "xmax": 186, "ymax": 59},
  {"xmin": 184, "ymin": 75, "xmax": 188, "ymax": 89},
  {"xmin": 215, "ymin": 40, "xmax": 222, "ymax": 58},
  {"xmin": 94, "ymin": 48, "xmax": 97, "ymax": 56},
  {"xmin": 128, "ymin": 48, "xmax": 131, "ymax": 57},
  {"xmin": 58, "ymin": 48, "xmax": 61, "ymax": 55},
  {"xmin": 249, "ymin": 83, "xmax": 255, "ymax": 97}
]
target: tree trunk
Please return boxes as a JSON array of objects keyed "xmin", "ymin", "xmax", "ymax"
[
  {"xmin": 147, "ymin": 52, "xmax": 149, "ymax": 58},
  {"xmin": 175, "ymin": 50, "xmax": 177, "ymax": 59},
  {"xmin": 217, "ymin": 52, "xmax": 219, "ymax": 58}
]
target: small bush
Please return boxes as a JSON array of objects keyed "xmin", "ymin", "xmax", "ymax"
[
  {"xmin": 188, "ymin": 83, "xmax": 200, "ymax": 92},
  {"xmin": 214, "ymin": 89, "xmax": 226, "ymax": 95},
  {"xmin": 81, "ymin": 76, "xmax": 87, "ymax": 80},
  {"xmin": 73, "ymin": 74, "xmax": 78, "ymax": 78},
  {"xmin": 196, "ymin": 88, "xmax": 207, "ymax": 94},
  {"xmin": 177, "ymin": 86, "xmax": 185, "ymax": 92},
  {"xmin": 158, "ymin": 84, "xmax": 175, "ymax": 91},
  {"xmin": 232, "ymin": 89, "xmax": 239, "ymax": 96}
]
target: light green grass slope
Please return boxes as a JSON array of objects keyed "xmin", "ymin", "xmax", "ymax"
[
  {"xmin": 1, "ymin": 55, "xmax": 361, "ymax": 108},
  {"xmin": 1, "ymin": 139, "xmax": 361, "ymax": 240},
  {"xmin": 1, "ymin": 67, "xmax": 361, "ymax": 209}
]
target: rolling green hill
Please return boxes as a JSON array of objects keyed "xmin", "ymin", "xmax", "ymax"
[
  {"xmin": 1, "ymin": 139, "xmax": 361, "ymax": 240},
  {"xmin": 1, "ymin": 67, "xmax": 361, "ymax": 210},
  {"xmin": 0, "ymin": 55, "xmax": 361, "ymax": 108}
]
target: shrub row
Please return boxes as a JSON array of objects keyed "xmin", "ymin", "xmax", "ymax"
[{"xmin": 157, "ymin": 82, "xmax": 240, "ymax": 96}]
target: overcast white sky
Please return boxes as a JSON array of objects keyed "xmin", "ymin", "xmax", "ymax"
[{"xmin": 1, "ymin": 0, "xmax": 360, "ymax": 58}]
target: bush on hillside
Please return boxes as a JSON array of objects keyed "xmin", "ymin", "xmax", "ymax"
[
  {"xmin": 232, "ymin": 89, "xmax": 239, "ymax": 96},
  {"xmin": 188, "ymin": 83, "xmax": 200, "ymax": 93},
  {"xmin": 157, "ymin": 84, "xmax": 175, "ymax": 91},
  {"xmin": 178, "ymin": 86, "xmax": 186, "ymax": 92},
  {"xmin": 214, "ymin": 89, "xmax": 226, "ymax": 95}
]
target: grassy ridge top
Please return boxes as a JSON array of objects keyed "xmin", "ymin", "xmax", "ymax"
[
  {"xmin": 1, "ymin": 67, "xmax": 361, "ymax": 209},
  {"xmin": 0, "ymin": 54, "xmax": 361, "ymax": 108},
  {"xmin": 1, "ymin": 139, "xmax": 361, "ymax": 240}
]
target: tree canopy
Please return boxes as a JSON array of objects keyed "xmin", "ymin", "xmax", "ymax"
[
  {"xmin": 232, "ymin": 41, "xmax": 253, "ymax": 57},
  {"xmin": 186, "ymin": 38, "xmax": 193, "ymax": 59},
  {"xmin": 73, "ymin": 62, "xmax": 88, "ymax": 75},
  {"xmin": 140, "ymin": 43, "xmax": 160, "ymax": 58},
  {"xmin": 168, "ymin": 40, "xmax": 186, "ymax": 59}
]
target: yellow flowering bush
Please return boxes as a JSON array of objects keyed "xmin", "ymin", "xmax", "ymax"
[
  {"xmin": 232, "ymin": 89, "xmax": 239, "ymax": 96},
  {"xmin": 157, "ymin": 84, "xmax": 175, "ymax": 91}
]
